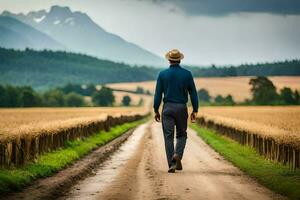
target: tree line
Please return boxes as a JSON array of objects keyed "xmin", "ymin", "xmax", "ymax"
[
  {"xmin": 0, "ymin": 48, "xmax": 299, "ymax": 89},
  {"xmin": 0, "ymin": 84, "xmax": 134, "ymax": 107},
  {"xmin": 1, "ymin": 76, "xmax": 299, "ymax": 108},
  {"xmin": 197, "ymin": 76, "xmax": 300, "ymax": 106},
  {"xmin": 188, "ymin": 60, "xmax": 300, "ymax": 77}
]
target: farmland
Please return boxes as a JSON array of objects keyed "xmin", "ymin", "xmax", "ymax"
[
  {"xmin": 0, "ymin": 105, "xmax": 150, "ymax": 167},
  {"xmin": 1, "ymin": 92, "xmax": 299, "ymax": 198},
  {"xmin": 198, "ymin": 106, "xmax": 300, "ymax": 134},
  {"xmin": 0, "ymin": 107, "xmax": 148, "ymax": 140},
  {"xmin": 108, "ymin": 76, "xmax": 300, "ymax": 102},
  {"xmin": 84, "ymin": 91, "xmax": 149, "ymax": 106},
  {"xmin": 196, "ymin": 106, "xmax": 300, "ymax": 169},
  {"xmin": 0, "ymin": 89, "xmax": 152, "ymax": 139},
  {"xmin": 113, "ymin": 91, "xmax": 146, "ymax": 106}
]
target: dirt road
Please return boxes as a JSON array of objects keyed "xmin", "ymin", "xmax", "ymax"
[{"xmin": 61, "ymin": 121, "xmax": 284, "ymax": 200}]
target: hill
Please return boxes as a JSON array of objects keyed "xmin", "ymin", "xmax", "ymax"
[
  {"xmin": 0, "ymin": 48, "xmax": 299, "ymax": 90},
  {"xmin": 0, "ymin": 16, "xmax": 63, "ymax": 50},
  {"xmin": 188, "ymin": 61, "xmax": 300, "ymax": 77},
  {"xmin": 0, "ymin": 48, "xmax": 159, "ymax": 89},
  {"xmin": 1, "ymin": 6, "xmax": 165, "ymax": 67}
]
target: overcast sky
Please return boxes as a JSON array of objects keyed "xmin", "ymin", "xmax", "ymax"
[{"xmin": 1, "ymin": 0, "xmax": 300, "ymax": 66}]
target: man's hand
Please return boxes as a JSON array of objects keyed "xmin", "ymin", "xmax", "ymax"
[
  {"xmin": 154, "ymin": 112, "xmax": 161, "ymax": 122},
  {"xmin": 190, "ymin": 112, "xmax": 197, "ymax": 123}
]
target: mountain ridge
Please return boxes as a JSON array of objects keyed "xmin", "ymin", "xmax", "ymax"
[
  {"xmin": 1, "ymin": 5, "xmax": 165, "ymax": 67},
  {"xmin": 0, "ymin": 15, "xmax": 64, "ymax": 50}
]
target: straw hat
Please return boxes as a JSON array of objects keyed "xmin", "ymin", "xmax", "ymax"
[{"xmin": 165, "ymin": 49, "xmax": 184, "ymax": 61}]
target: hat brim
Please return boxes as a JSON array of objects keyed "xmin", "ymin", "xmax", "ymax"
[{"xmin": 165, "ymin": 53, "xmax": 184, "ymax": 61}]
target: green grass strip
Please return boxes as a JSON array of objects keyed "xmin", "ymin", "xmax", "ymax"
[
  {"xmin": 0, "ymin": 118, "xmax": 148, "ymax": 193},
  {"xmin": 190, "ymin": 124, "xmax": 300, "ymax": 200}
]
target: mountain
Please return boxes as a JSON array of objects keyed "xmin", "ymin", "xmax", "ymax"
[
  {"xmin": 2, "ymin": 6, "xmax": 166, "ymax": 67},
  {"xmin": 0, "ymin": 48, "xmax": 160, "ymax": 90},
  {"xmin": 0, "ymin": 16, "xmax": 64, "ymax": 50}
]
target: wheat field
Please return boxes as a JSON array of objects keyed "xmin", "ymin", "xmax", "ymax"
[
  {"xmin": 84, "ymin": 91, "xmax": 146, "ymax": 106},
  {"xmin": 108, "ymin": 76, "xmax": 300, "ymax": 102},
  {"xmin": 196, "ymin": 106, "xmax": 300, "ymax": 168},
  {"xmin": 197, "ymin": 106, "xmax": 300, "ymax": 147},
  {"xmin": 0, "ymin": 107, "xmax": 148, "ymax": 141},
  {"xmin": 0, "ymin": 105, "xmax": 149, "ymax": 166},
  {"xmin": 199, "ymin": 106, "xmax": 300, "ymax": 133}
]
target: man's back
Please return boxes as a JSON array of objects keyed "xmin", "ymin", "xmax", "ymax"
[{"xmin": 153, "ymin": 64, "xmax": 198, "ymax": 113}]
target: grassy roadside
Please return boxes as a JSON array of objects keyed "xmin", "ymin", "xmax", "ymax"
[
  {"xmin": 190, "ymin": 124, "xmax": 300, "ymax": 200},
  {"xmin": 0, "ymin": 118, "xmax": 148, "ymax": 193}
]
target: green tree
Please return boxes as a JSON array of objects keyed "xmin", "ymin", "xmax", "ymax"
[
  {"xmin": 60, "ymin": 83, "xmax": 82, "ymax": 94},
  {"xmin": 197, "ymin": 88, "xmax": 211, "ymax": 102},
  {"xmin": 83, "ymin": 84, "xmax": 97, "ymax": 96},
  {"xmin": 138, "ymin": 98, "xmax": 144, "ymax": 106},
  {"xmin": 224, "ymin": 94, "xmax": 235, "ymax": 105},
  {"xmin": 122, "ymin": 95, "xmax": 131, "ymax": 106},
  {"xmin": 0, "ymin": 85, "xmax": 7, "ymax": 107},
  {"xmin": 145, "ymin": 90, "xmax": 152, "ymax": 95},
  {"xmin": 65, "ymin": 92, "xmax": 85, "ymax": 107},
  {"xmin": 5, "ymin": 86, "xmax": 21, "ymax": 107},
  {"xmin": 92, "ymin": 86, "xmax": 115, "ymax": 106},
  {"xmin": 136, "ymin": 87, "xmax": 144, "ymax": 94},
  {"xmin": 214, "ymin": 94, "xmax": 235, "ymax": 105},
  {"xmin": 43, "ymin": 89, "xmax": 66, "ymax": 107},
  {"xmin": 280, "ymin": 87, "xmax": 296, "ymax": 104},
  {"xmin": 294, "ymin": 90, "xmax": 300, "ymax": 104},
  {"xmin": 20, "ymin": 86, "xmax": 41, "ymax": 107},
  {"xmin": 249, "ymin": 76, "xmax": 278, "ymax": 105},
  {"xmin": 214, "ymin": 95, "xmax": 224, "ymax": 104}
]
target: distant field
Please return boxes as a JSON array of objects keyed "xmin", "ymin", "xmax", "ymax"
[
  {"xmin": 108, "ymin": 76, "xmax": 300, "ymax": 102},
  {"xmin": 84, "ymin": 91, "xmax": 147, "ymax": 106},
  {"xmin": 197, "ymin": 106, "xmax": 300, "ymax": 148},
  {"xmin": 113, "ymin": 91, "xmax": 145, "ymax": 105}
]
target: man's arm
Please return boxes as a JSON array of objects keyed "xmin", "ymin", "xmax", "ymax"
[
  {"xmin": 153, "ymin": 73, "xmax": 163, "ymax": 121},
  {"xmin": 187, "ymin": 72, "xmax": 199, "ymax": 113}
]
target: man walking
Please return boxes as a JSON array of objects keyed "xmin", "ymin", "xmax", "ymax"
[{"xmin": 154, "ymin": 49, "xmax": 198, "ymax": 173}]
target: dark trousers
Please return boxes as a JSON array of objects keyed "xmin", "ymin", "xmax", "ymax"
[{"xmin": 162, "ymin": 102, "xmax": 188, "ymax": 167}]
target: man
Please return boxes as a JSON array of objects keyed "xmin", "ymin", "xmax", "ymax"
[{"xmin": 153, "ymin": 49, "xmax": 198, "ymax": 173}]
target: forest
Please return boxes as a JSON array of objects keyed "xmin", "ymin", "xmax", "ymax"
[
  {"xmin": 0, "ymin": 48, "xmax": 299, "ymax": 89},
  {"xmin": 188, "ymin": 60, "xmax": 300, "ymax": 77},
  {"xmin": 0, "ymin": 48, "xmax": 159, "ymax": 89}
]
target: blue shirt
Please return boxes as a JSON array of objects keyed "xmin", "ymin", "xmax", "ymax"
[{"xmin": 153, "ymin": 64, "xmax": 199, "ymax": 113}]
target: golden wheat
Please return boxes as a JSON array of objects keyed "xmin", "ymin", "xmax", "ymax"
[
  {"xmin": 0, "ymin": 106, "xmax": 149, "ymax": 166},
  {"xmin": 195, "ymin": 106, "xmax": 300, "ymax": 168},
  {"xmin": 198, "ymin": 106, "xmax": 300, "ymax": 149},
  {"xmin": 0, "ymin": 107, "xmax": 148, "ymax": 141},
  {"xmin": 199, "ymin": 106, "xmax": 300, "ymax": 132}
]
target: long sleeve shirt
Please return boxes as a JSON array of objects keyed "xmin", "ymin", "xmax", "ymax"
[{"xmin": 153, "ymin": 64, "xmax": 199, "ymax": 113}]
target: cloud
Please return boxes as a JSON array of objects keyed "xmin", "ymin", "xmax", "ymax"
[{"xmin": 149, "ymin": 0, "xmax": 300, "ymax": 16}]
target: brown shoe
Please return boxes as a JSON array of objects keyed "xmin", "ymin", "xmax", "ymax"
[
  {"xmin": 173, "ymin": 154, "xmax": 182, "ymax": 170},
  {"xmin": 168, "ymin": 164, "xmax": 176, "ymax": 173}
]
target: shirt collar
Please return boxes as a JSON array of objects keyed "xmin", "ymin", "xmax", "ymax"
[{"xmin": 169, "ymin": 64, "xmax": 180, "ymax": 68}]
